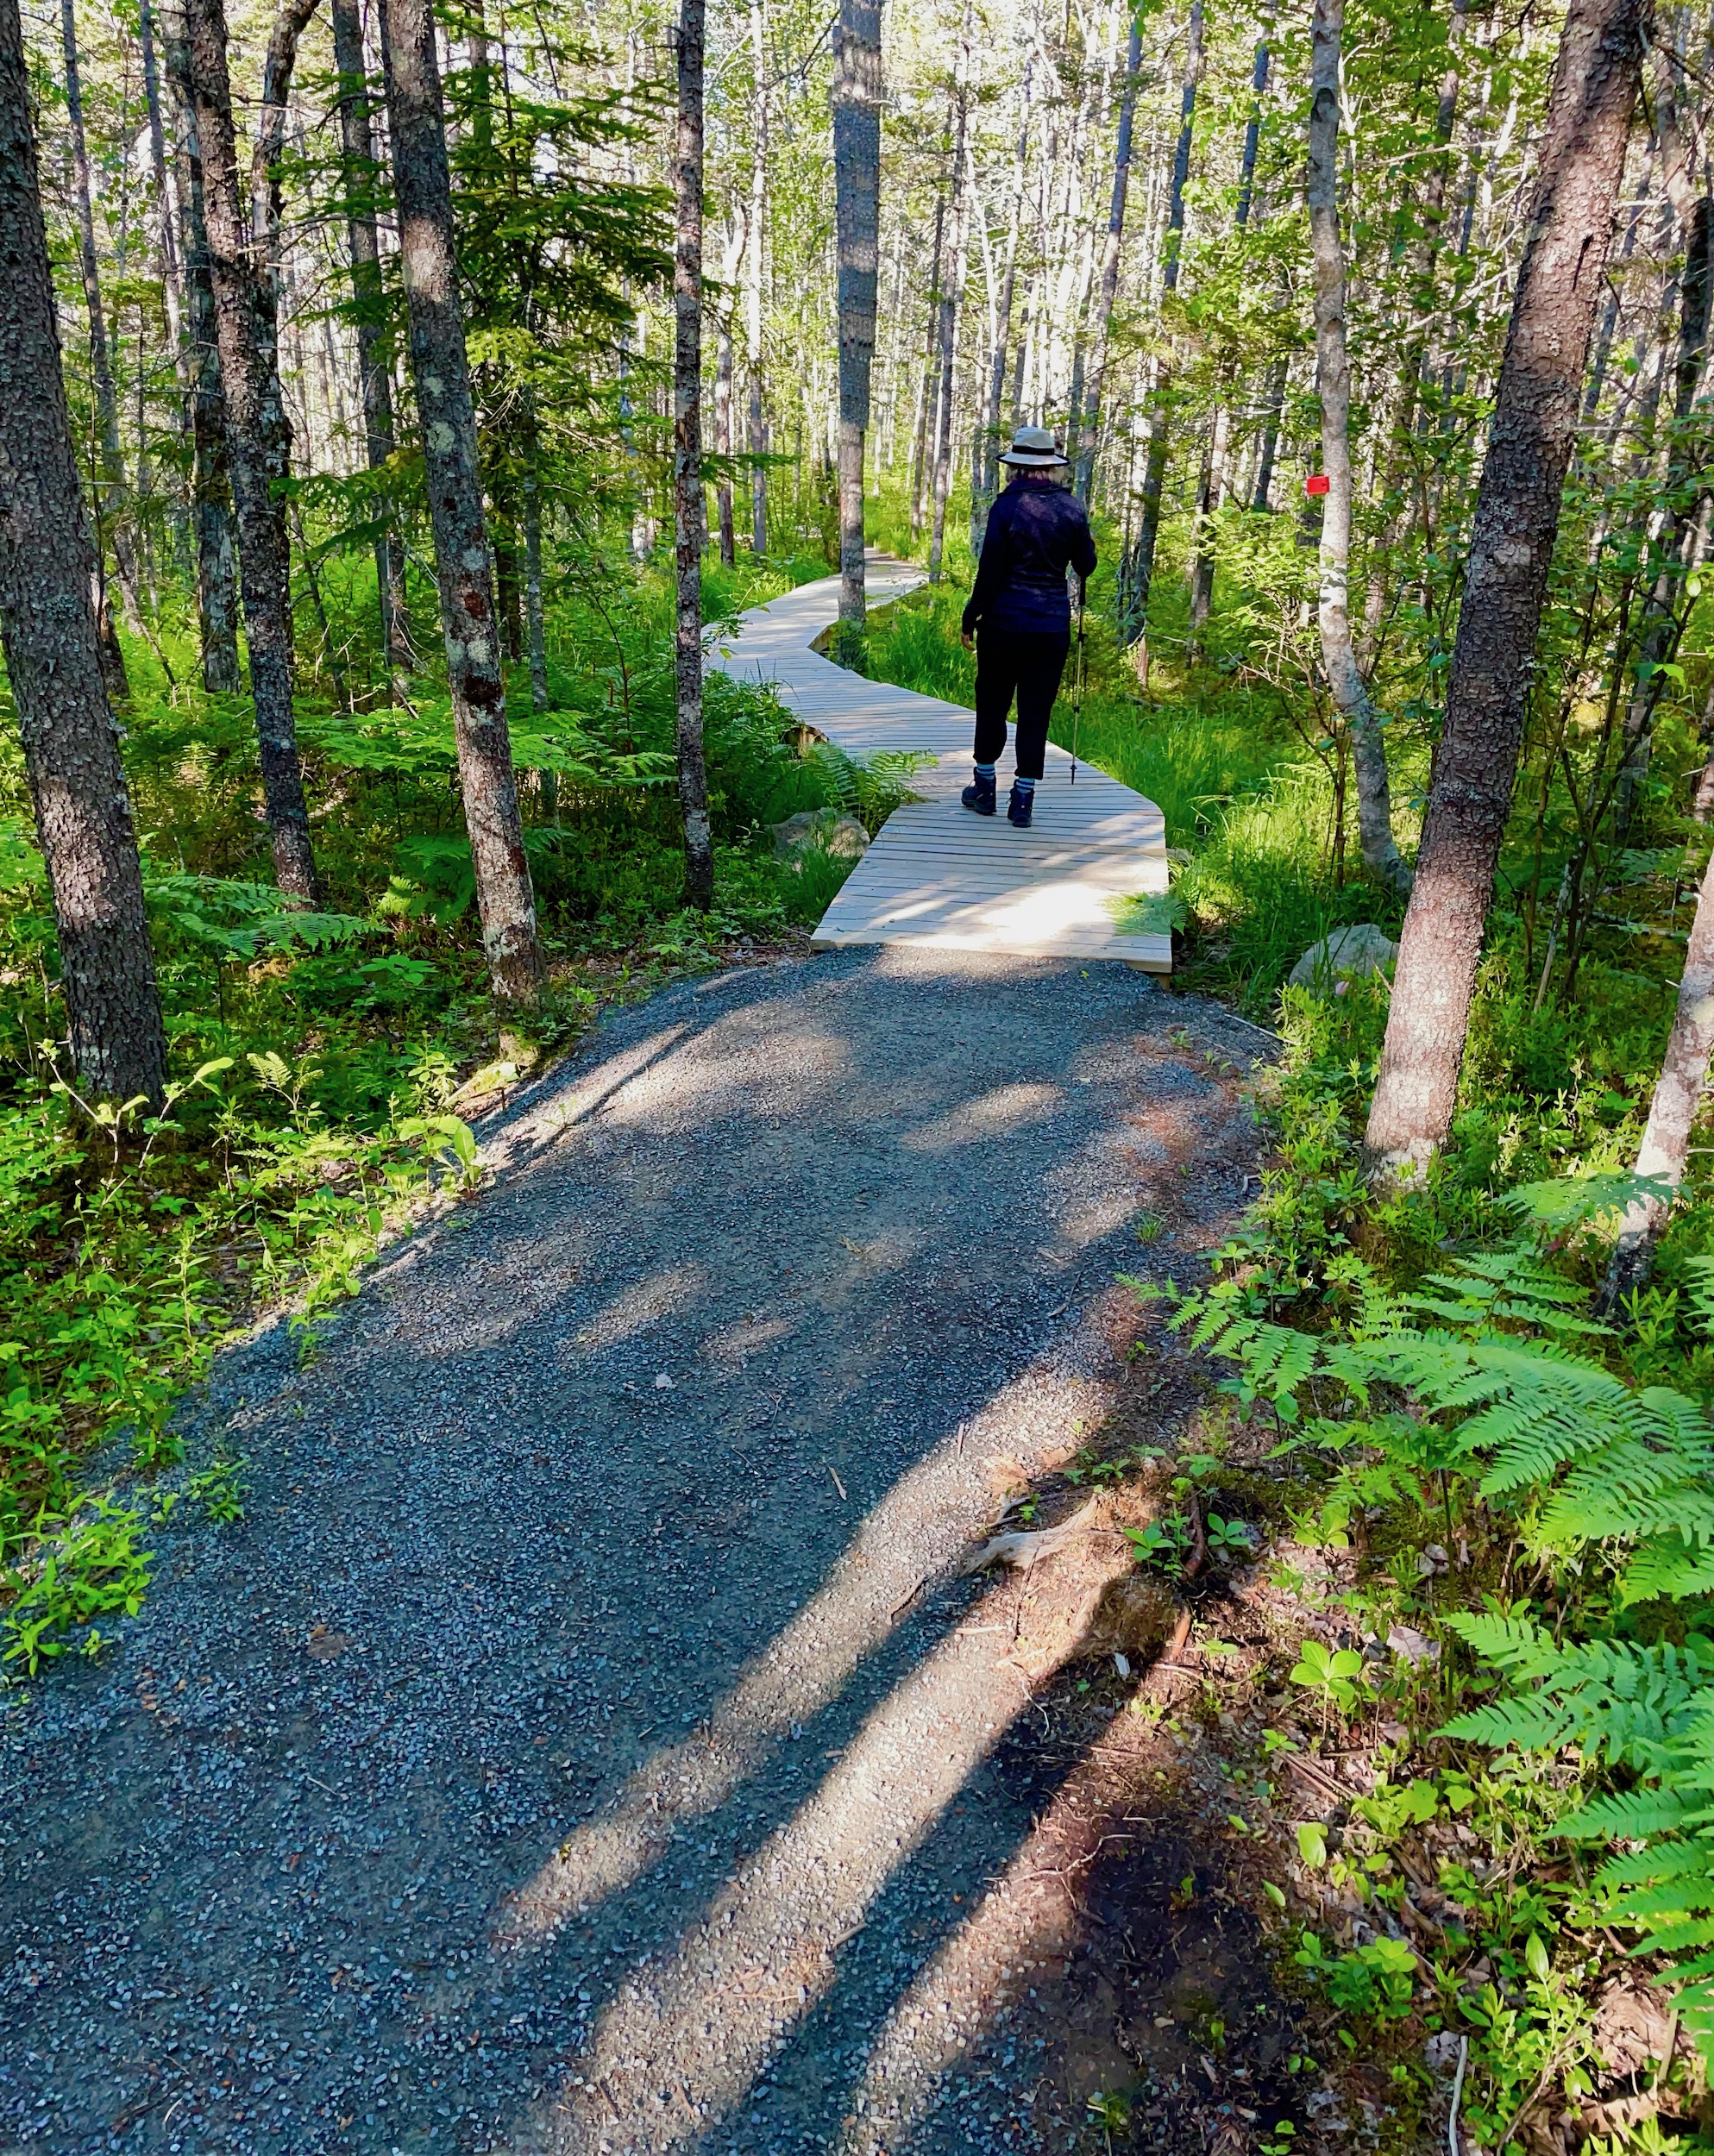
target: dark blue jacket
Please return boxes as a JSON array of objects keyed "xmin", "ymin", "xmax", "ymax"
[{"xmin": 962, "ymin": 478, "xmax": 1097, "ymax": 636}]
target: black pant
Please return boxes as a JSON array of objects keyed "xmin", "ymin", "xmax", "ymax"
[{"xmin": 972, "ymin": 627, "xmax": 1070, "ymax": 782}]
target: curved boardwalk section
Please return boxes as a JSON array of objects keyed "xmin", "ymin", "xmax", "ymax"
[{"xmin": 712, "ymin": 556, "xmax": 1172, "ymax": 971}]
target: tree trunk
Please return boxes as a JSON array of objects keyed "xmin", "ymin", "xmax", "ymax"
[
  {"xmin": 522, "ymin": 408, "xmax": 553, "ymax": 818},
  {"xmin": 160, "ymin": 0, "xmax": 242, "ymax": 694},
  {"xmin": 1189, "ymin": 410, "xmax": 1224, "ymax": 634},
  {"xmin": 61, "ymin": 0, "xmax": 142, "ymax": 674},
  {"xmin": 909, "ymin": 191, "xmax": 944, "ymax": 543},
  {"xmin": 1597, "ymin": 833, "xmax": 1714, "ymax": 1309},
  {"xmin": 380, "ymin": 0, "xmax": 541, "ymax": 1002},
  {"xmin": 493, "ymin": 509, "xmax": 524, "ymax": 664},
  {"xmin": 714, "ymin": 315, "xmax": 736, "ymax": 567},
  {"xmin": 928, "ymin": 83, "xmax": 969, "ymax": 585},
  {"xmin": 331, "ymin": 0, "xmax": 411, "ymax": 681},
  {"xmin": 971, "ymin": 129, "xmax": 1022, "ymax": 556},
  {"xmin": 250, "ymin": 0, "xmax": 320, "ymax": 284},
  {"xmin": 832, "ymin": 0, "xmax": 881, "ymax": 632},
  {"xmin": 1614, "ymin": 193, "xmax": 1711, "ymax": 834},
  {"xmin": 1235, "ymin": 24, "xmax": 1271, "ymax": 229},
  {"xmin": 1309, "ymin": 0, "xmax": 1411, "ymax": 897},
  {"xmin": 179, "ymin": 0, "xmax": 321, "ymax": 903},
  {"xmin": 138, "ymin": 0, "xmax": 186, "ymax": 377},
  {"xmin": 1193, "ymin": 27, "xmax": 1270, "ymax": 599},
  {"xmin": 0, "ymin": 0, "xmax": 166, "ymax": 1107},
  {"xmin": 1365, "ymin": 0, "xmax": 1650, "ymax": 1176},
  {"xmin": 1252, "ymin": 352, "xmax": 1288, "ymax": 511},
  {"xmin": 524, "ymin": 516, "xmax": 548, "ymax": 726},
  {"xmin": 745, "ymin": 0, "xmax": 768, "ymax": 556},
  {"xmin": 1122, "ymin": 0, "xmax": 1202, "ymax": 645},
  {"xmin": 675, "ymin": 0, "xmax": 713, "ymax": 908},
  {"xmin": 1075, "ymin": 12, "xmax": 1142, "ymax": 505},
  {"xmin": 1584, "ymin": 153, "xmax": 1650, "ymax": 420}
]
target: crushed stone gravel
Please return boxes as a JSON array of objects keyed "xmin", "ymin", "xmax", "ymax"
[{"xmin": 0, "ymin": 947, "xmax": 1261, "ymax": 2154}]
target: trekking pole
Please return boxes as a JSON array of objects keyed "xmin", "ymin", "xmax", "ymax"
[{"xmin": 1070, "ymin": 584, "xmax": 1087, "ymax": 784}]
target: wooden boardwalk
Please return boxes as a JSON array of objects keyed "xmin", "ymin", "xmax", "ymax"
[{"xmin": 711, "ymin": 554, "xmax": 1172, "ymax": 971}]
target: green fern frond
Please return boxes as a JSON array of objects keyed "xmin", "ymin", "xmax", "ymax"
[
  {"xmin": 1441, "ymin": 1609, "xmax": 1552, "ymax": 1668},
  {"xmin": 1501, "ymin": 1171, "xmax": 1673, "ymax": 1233},
  {"xmin": 1571, "ymin": 1791, "xmax": 1701, "ymax": 1845}
]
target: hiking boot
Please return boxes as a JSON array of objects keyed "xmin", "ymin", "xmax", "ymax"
[
  {"xmin": 1008, "ymin": 783, "xmax": 1034, "ymax": 829},
  {"xmin": 961, "ymin": 768, "xmax": 997, "ymax": 817}
]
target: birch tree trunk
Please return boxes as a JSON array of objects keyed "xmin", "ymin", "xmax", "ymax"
[
  {"xmin": 831, "ymin": 0, "xmax": 882, "ymax": 634},
  {"xmin": 971, "ymin": 129, "xmax": 1022, "ymax": 555},
  {"xmin": 331, "ymin": 0, "xmax": 411, "ymax": 680},
  {"xmin": 0, "ymin": 0, "xmax": 166, "ymax": 1106},
  {"xmin": 1123, "ymin": 0, "xmax": 1202, "ymax": 648},
  {"xmin": 928, "ymin": 84, "xmax": 969, "ymax": 586},
  {"xmin": 380, "ymin": 0, "xmax": 541, "ymax": 1001},
  {"xmin": 715, "ymin": 306, "xmax": 736, "ymax": 567},
  {"xmin": 1309, "ymin": 0, "xmax": 1411, "ymax": 897},
  {"xmin": 745, "ymin": 0, "xmax": 769, "ymax": 556},
  {"xmin": 1365, "ymin": 0, "xmax": 1650, "ymax": 1175},
  {"xmin": 1075, "ymin": 11, "xmax": 1141, "ymax": 505},
  {"xmin": 674, "ymin": 0, "xmax": 713, "ymax": 908},
  {"xmin": 1597, "ymin": 837, "xmax": 1714, "ymax": 1310},
  {"xmin": 180, "ymin": 0, "xmax": 321, "ymax": 903},
  {"xmin": 909, "ymin": 191, "xmax": 944, "ymax": 542},
  {"xmin": 60, "ymin": 0, "xmax": 140, "ymax": 681},
  {"xmin": 138, "ymin": 0, "xmax": 186, "ymax": 377},
  {"xmin": 1191, "ymin": 27, "xmax": 1269, "ymax": 607}
]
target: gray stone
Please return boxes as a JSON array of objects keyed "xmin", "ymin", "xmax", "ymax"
[
  {"xmin": 769, "ymin": 810, "xmax": 870, "ymax": 863},
  {"xmin": 1288, "ymin": 923, "xmax": 1398, "ymax": 990}
]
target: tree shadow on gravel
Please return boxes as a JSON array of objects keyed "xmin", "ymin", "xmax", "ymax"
[{"xmin": 0, "ymin": 950, "xmax": 1282, "ymax": 2156}]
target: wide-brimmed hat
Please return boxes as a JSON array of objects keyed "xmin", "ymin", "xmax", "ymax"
[{"xmin": 998, "ymin": 424, "xmax": 1068, "ymax": 468}]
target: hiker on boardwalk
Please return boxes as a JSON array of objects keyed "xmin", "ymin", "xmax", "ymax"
[{"xmin": 960, "ymin": 427, "xmax": 1097, "ymax": 830}]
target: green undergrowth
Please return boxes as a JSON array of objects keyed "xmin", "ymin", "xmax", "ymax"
[
  {"xmin": 1146, "ymin": 970, "xmax": 1714, "ymax": 2150},
  {"xmin": 0, "ymin": 542, "xmax": 889, "ymax": 1678}
]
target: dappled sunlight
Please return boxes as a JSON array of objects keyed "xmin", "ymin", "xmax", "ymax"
[
  {"xmin": 490, "ymin": 1354, "xmax": 1108, "ymax": 1963},
  {"xmin": 568, "ymin": 1263, "xmax": 711, "ymax": 1352},
  {"xmin": 503, "ymin": 1569, "xmax": 1091, "ymax": 2155},
  {"xmin": 478, "ymin": 1006, "xmax": 857, "ymax": 1179},
  {"xmin": 597, "ymin": 1013, "xmax": 856, "ymax": 1135},
  {"xmin": 700, "ymin": 1310, "xmax": 799, "ymax": 1369},
  {"xmin": 1038, "ymin": 1188, "xmax": 1140, "ymax": 1254},
  {"xmin": 900, "ymin": 1081, "xmax": 1064, "ymax": 1153},
  {"xmin": 478, "ymin": 1025, "xmax": 694, "ymax": 1176},
  {"xmin": 833, "ymin": 1691, "xmax": 1154, "ymax": 2153},
  {"xmin": 492, "ymin": 1442, "xmax": 964, "ymax": 1956}
]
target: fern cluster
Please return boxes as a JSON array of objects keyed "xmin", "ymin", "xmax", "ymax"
[{"xmin": 1171, "ymin": 1192, "xmax": 1714, "ymax": 2053}]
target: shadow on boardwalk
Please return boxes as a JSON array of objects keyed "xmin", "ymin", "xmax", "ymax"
[{"xmin": 0, "ymin": 950, "xmax": 1274, "ymax": 2154}]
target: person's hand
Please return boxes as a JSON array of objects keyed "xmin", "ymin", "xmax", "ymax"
[{"xmin": 961, "ymin": 630, "xmax": 974, "ymax": 650}]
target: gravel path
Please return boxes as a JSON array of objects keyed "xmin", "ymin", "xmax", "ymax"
[{"xmin": 0, "ymin": 950, "xmax": 1261, "ymax": 2156}]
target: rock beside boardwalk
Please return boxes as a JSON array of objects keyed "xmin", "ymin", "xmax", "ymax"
[
  {"xmin": 769, "ymin": 809, "xmax": 870, "ymax": 863},
  {"xmin": 1289, "ymin": 923, "xmax": 1399, "ymax": 990}
]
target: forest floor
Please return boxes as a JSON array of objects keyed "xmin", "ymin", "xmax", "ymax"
[{"xmin": 0, "ymin": 945, "xmax": 1304, "ymax": 2156}]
